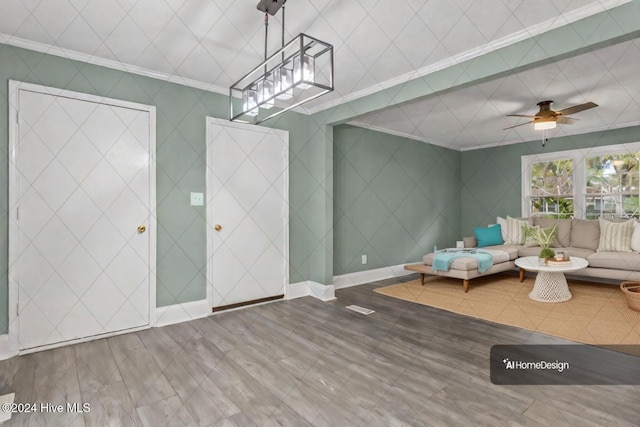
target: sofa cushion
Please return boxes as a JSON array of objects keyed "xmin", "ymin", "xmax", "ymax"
[
  {"xmin": 504, "ymin": 216, "xmax": 531, "ymax": 245},
  {"xmin": 517, "ymin": 246, "xmax": 594, "ymax": 259},
  {"xmin": 474, "ymin": 224, "xmax": 503, "ymax": 247},
  {"xmin": 518, "ymin": 246, "xmax": 543, "ymax": 257},
  {"xmin": 587, "ymin": 251, "xmax": 640, "ymax": 271},
  {"xmin": 479, "ymin": 244, "xmax": 520, "ymax": 260},
  {"xmin": 597, "ymin": 219, "xmax": 633, "ymax": 252},
  {"xmin": 630, "ymin": 221, "xmax": 640, "ymax": 252},
  {"xmin": 570, "ymin": 219, "xmax": 600, "ymax": 251},
  {"xmin": 562, "ymin": 247, "xmax": 596, "ymax": 259},
  {"xmin": 533, "ymin": 218, "xmax": 571, "ymax": 247}
]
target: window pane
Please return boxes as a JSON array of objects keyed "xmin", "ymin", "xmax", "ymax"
[
  {"xmin": 530, "ymin": 160, "xmax": 573, "ymax": 196},
  {"xmin": 530, "ymin": 160, "xmax": 574, "ymax": 218},
  {"xmin": 585, "ymin": 153, "xmax": 640, "ymax": 218},
  {"xmin": 530, "ymin": 197, "xmax": 573, "ymax": 218}
]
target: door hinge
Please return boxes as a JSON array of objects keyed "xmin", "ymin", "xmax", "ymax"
[
  {"xmin": 16, "ymin": 207, "xmax": 19, "ymax": 220},
  {"xmin": 16, "ymin": 302, "xmax": 19, "ymax": 316}
]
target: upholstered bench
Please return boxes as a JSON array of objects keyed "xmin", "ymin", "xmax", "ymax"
[{"xmin": 404, "ymin": 246, "xmax": 519, "ymax": 292}]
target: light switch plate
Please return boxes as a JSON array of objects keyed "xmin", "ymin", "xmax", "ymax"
[{"xmin": 190, "ymin": 192, "xmax": 204, "ymax": 206}]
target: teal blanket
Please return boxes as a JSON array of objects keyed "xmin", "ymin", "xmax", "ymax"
[{"xmin": 432, "ymin": 250, "xmax": 494, "ymax": 273}]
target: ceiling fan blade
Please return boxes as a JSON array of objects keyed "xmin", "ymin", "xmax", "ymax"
[
  {"xmin": 503, "ymin": 121, "xmax": 534, "ymax": 130},
  {"xmin": 506, "ymin": 114, "xmax": 538, "ymax": 119},
  {"xmin": 557, "ymin": 116, "xmax": 579, "ymax": 125},
  {"xmin": 556, "ymin": 102, "xmax": 598, "ymax": 116}
]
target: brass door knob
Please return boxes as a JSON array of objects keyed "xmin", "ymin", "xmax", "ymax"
[
  {"xmin": 138, "ymin": 225, "xmax": 146, "ymax": 233},
  {"xmin": 214, "ymin": 224, "xmax": 222, "ymax": 231}
]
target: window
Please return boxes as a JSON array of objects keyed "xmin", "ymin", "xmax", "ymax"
[
  {"xmin": 522, "ymin": 142, "xmax": 640, "ymax": 219},
  {"xmin": 529, "ymin": 159, "xmax": 574, "ymax": 218},
  {"xmin": 585, "ymin": 153, "xmax": 639, "ymax": 219}
]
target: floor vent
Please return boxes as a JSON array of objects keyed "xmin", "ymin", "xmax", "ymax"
[{"xmin": 346, "ymin": 305, "xmax": 375, "ymax": 315}]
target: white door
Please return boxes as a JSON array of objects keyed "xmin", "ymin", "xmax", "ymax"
[
  {"xmin": 10, "ymin": 82, "xmax": 155, "ymax": 352},
  {"xmin": 206, "ymin": 118, "xmax": 288, "ymax": 310}
]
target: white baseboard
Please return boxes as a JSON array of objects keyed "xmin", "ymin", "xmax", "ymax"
[
  {"xmin": 308, "ymin": 281, "xmax": 336, "ymax": 301},
  {"xmin": 285, "ymin": 281, "xmax": 336, "ymax": 301},
  {"xmin": 0, "ymin": 334, "xmax": 18, "ymax": 361},
  {"xmin": 154, "ymin": 299, "xmax": 210, "ymax": 327},
  {"xmin": 285, "ymin": 281, "xmax": 311, "ymax": 300},
  {"xmin": 333, "ymin": 264, "xmax": 414, "ymax": 289}
]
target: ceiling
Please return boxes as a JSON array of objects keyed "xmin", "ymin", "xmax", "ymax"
[
  {"xmin": 351, "ymin": 38, "xmax": 640, "ymax": 150},
  {"xmin": 1, "ymin": 0, "xmax": 638, "ymax": 150}
]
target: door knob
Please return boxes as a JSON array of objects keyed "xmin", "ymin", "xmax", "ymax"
[
  {"xmin": 214, "ymin": 224, "xmax": 222, "ymax": 231},
  {"xmin": 138, "ymin": 225, "xmax": 146, "ymax": 233}
]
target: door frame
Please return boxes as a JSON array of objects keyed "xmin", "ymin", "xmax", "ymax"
[
  {"xmin": 205, "ymin": 117, "xmax": 289, "ymax": 310},
  {"xmin": 7, "ymin": 80, "xmax": 157, "ymax": 354}
]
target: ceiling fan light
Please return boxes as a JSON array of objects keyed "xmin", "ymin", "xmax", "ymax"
[{"xmin": 534, "ymin": 120, "xmax": 556, "ymax": 131}]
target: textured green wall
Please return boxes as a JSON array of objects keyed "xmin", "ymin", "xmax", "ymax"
[
  {"xmin": 460, "ymin": 126, "xmax": 640, "ymax": 235},
  {"xmin": 0, "ymin": 43, "xmax": 325, "ymax": 334},
  {"xmin": 334, "ymin": 125, "xmax": 461, "ymax": 275}
]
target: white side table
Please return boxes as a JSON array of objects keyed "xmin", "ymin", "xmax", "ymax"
[{"xmin": 514, "ymin": 256, "xmax": 588, "ymax": 302}]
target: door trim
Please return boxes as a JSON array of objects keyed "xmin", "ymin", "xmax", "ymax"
[
  {"xmin": 205, "ymin": 117, "xmax": 289, "ymax": 310},
  {"xmin": 7, "ymin": 80, "xmax": 157, "ymax": 354}
]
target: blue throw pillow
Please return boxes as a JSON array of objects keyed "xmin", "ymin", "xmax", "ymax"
[{"xmin": 474, "ymin": 224, "xmax": 504, "ymax": 248}]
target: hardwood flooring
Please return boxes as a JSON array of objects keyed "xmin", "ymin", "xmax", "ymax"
[{"xmin": 1, "ymin": 274, "xmax": 638, "ymax": 426}]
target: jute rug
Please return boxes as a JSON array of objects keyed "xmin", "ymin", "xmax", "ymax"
[{"xmin": 375, "ymin": 274, "xmax": 640, "ymax": 346}]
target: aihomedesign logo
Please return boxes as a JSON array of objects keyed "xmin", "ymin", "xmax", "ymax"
[{"xmin": 502, "ymin": 358, "xmax": 570, "ymax": 373}]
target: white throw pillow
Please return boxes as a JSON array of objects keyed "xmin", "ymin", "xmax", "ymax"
[
  {"xmin": 504, "ymin": 216, "xmax": 531, "ymax": 245},
  {"xmin": 496, "ymin": 216, "xmax": 507, "ymax": 241}
]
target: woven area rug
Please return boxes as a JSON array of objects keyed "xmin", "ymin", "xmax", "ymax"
[{"xmin": 375, "ymin": 274, "xmax": 640, "ymax": 346}]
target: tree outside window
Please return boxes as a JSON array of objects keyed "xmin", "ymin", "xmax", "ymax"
[
  {"xmin": 530, "ymin": 159, "xmax": 574, "ymax": 218},
  {"xmin": 585, "ymin": 153, "xmax": 639, "ymax": 219}
]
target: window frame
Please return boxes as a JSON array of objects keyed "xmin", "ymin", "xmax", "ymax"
[{"xmin": 521, "ymin": 141, "xmax": 640, "ymax": 219}]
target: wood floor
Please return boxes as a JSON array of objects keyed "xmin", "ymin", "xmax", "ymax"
[{"xmin": 1, "ymin": 274, "xmax": 638, "ymax": 426}]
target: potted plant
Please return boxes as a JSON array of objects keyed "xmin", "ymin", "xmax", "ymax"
[
  {"xmin": 539, "ymin": 246, "xmax": 556, "ymax": 262},
  {"xmin": 524, "ymin": 224, "xmax": 558, "ymax": 263}
]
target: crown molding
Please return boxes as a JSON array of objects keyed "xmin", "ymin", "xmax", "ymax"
[
  {"xmin": 0, "ymin": 33, "xmax": 230, "ymax": 96},
  {"xmin": 306, "ymin": 0, "xmax": 632, "ymax": 115},
  {"xmin": 347, "ymin": 121, "xmax": 462, "ymax": 151},
  {"xmin": 459, "ymin": 120, "xmax": 640, "ymax": 152},
  {"xmin": 349, "ymin": 120, "xmax": 640, "ymax": 152}
]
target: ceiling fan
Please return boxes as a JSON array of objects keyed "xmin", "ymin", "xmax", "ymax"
[{"xmin": 504, "ymin": 100, "xmax": 598, "ymax": 130}]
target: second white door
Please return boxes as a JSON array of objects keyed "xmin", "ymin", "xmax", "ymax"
[{"xmin": 206, "ymin": 118, "xmax": 288, "ymax": 309}]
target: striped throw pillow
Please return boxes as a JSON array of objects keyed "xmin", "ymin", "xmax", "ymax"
[
  {"xmin": 505, "ymin": 216, "xmax": 530, "ymax": 245},
  {"xmin": 597, "ymin": 219, "xmax": 633, "ymax": 252}
]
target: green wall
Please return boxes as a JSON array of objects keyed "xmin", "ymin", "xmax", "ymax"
[
  {"xmin": 333, "ymin": 125, "xmax": 461, "ymax": 275},
  {"xmin": 0, "ymin": 43, "xmax": 327, "ymax": 334},
  {"xmin": 460, "ymin": 126, "xmax": 640, "ymax": 235}
]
